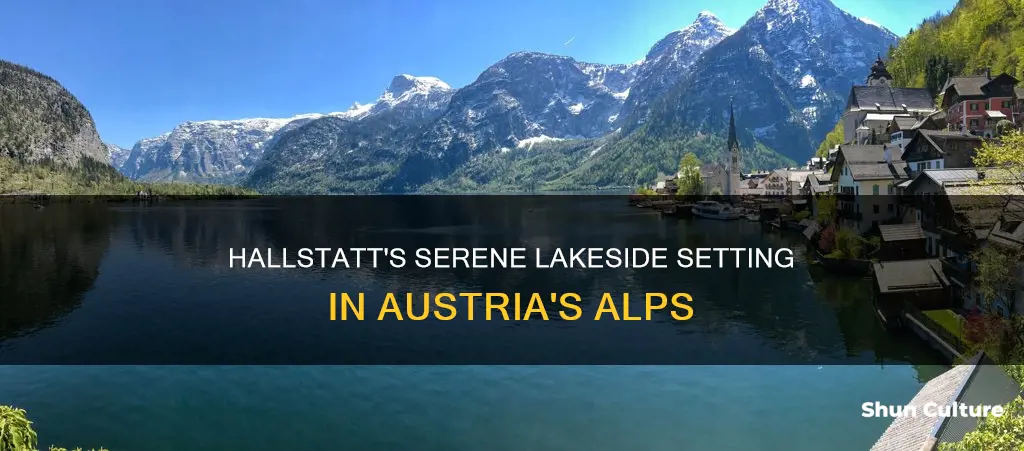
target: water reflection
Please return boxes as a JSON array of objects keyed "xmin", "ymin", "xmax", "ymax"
[
  {"xmin": 0, "ymin": 197, "xmax": 946, "ymax": 368},
  {"xmin": 0, "ymin": 203, "xmax": 112, "ymax": 340}
]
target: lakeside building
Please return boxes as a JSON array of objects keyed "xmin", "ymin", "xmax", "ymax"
[
  {"xmin": 764, "ymin": 169, "xmax": 788, "ymax": 197},
  {"xmin": 900, "ymin": 130, "xmax": 984, "ymax": 175},
  {"xmin": 939, "ymin": 69, "xmax": 1020, "ymax": 136},
  {"xmin": 876, "ymin": 223, "xmax": 928, "ymax": 261},
  {"xmin": 870, "ymin": 352, "xmax": 1022, "ymax": 451},
  {"xmin": 654, "ymin": 173, "xmax": 678, "ymax": 194},
  {"xmin": 830, "ymin": 144, "xmax": 911, "ymax": 233},
  {"xmin": 842, "ymin": 57, "xmax": 938, "ymax": 146},
  {"xmin": 899, "ymin": 168, "xmax": 998, "ymax": 311},
  {"xmin": 895, "ymin": 166, "xmax": 1024, "ymax": 322},
  {"xmin": 885, "ymin": 110, "xmax": 947, "ymax": 155},
  {"xmin": 800, "ymin": 172, "xmax": 832, "ymax": 222}
]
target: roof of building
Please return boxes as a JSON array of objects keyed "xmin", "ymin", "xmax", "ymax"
[
  {"xmin": 942, "ymin": 73, "xmax": 1020, "ymax": 98},
  {"xmin": 871, "ymin": 352, "xmax": 1022, "ymax": 451},
  {"xmin": 879, "ymin": 223, "xmax": 926, "ymax": 242},
  {"xmin": 838, "ymin": 144, "xmax": 888, "ymax": 162},
  {"xmin": 902, "ymin": 130, "xmax": 983, "ymax": 162},
  {"xmin": 849, "ymin": 161, "xmax": 911, "ymax": 181},
  {"xmin": 787, "ymin": 170, "xmax": 816, "ymax": 183},
  {"xmin": 870, "ymin": 363, "xmax": 973, "ymax": 451},
  {"xmin": 912, "ymin": 111, "xmax": 947, "ymax": 131},
  {"xmin": 849, "ymin": 85, "xmax": 936, "ymax": 112},
  {"xmin": 903, "ymin": 168, "xmax": 1017, "ymax": 193},
  {"xmin": 943, "ymin": 75, "xmax": 992, "ymax": 97},
  {"xmin": 802, "ymin": 221, "xmax": 821, "ymax": 240},
  {"xmin": 872, "ymin": 258, "xmax": 948, "ymax": 294},
  {"xmin": 891, "ymin": 116, "xmax": 919, "ymax": 130},
  {"xmin": 937, "ymin": 357, "xmax": 1024, "ymax": 444},
  {"xmin": 918, "ymin": 129, "xmax": 984, "ymax": 143}
]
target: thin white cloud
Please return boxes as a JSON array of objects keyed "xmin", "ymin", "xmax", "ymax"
[{"xmin": 563, "ymin": 36, "xmax": 575, "ymax": 46}]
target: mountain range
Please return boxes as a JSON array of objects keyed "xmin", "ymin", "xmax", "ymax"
[{"xmin": 15, "ymin": 0, "xmax": 899, "ymax": 193}]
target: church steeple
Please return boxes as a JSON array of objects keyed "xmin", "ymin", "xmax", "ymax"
[
  {"xmin": 727, "ymin": 100, "xmax": 738, "ymax": 151},
  {"xmin": 867, "ymin": 54, "xmax": 892, "ymax": 86},
  {"xmin": 725, "ymin": 100, "xmax": 741, "ymax": 197}
]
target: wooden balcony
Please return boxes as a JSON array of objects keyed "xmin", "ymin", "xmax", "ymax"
[
  {"xmin": 940, "ymin": 256, "xmax": 973, "ymax": 286},
  {"xmin": 938, "ymin": 226, "xmax": 978, "ymax": 254}
]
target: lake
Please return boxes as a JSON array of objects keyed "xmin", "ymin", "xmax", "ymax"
[{"xmin": 0, "ymin": 196, "xmax": 947, "ymax": 450}]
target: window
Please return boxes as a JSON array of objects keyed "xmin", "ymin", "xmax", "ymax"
[
  {"xmin": 872, "ymin": 184, "xmax": 879, "ymax": 195},
  {"xmin": 887, "ymin": 204, "xmax": 894, "ymax": 212},
  {"xmin": 970, "ymin": 119, "xmax": 979, "ymax": 127},
  {"xmin": 936, "ymin": 160, "xmax": 943, "ymax": 169},
  {"xmin": 873, "ymin": 205, "xmax": 880, "ymax": 214},
  {"xmin": 1003, "ymin": 100, "xmax": 1012, "ymax": 108},
  {"xmin": 970, "ymin": 103, "xmax": 979, "ymax": 111}
]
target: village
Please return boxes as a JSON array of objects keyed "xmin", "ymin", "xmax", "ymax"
[{"xmin": 637, "ymin": 55, "xmax": 1024, "ymax": 450}]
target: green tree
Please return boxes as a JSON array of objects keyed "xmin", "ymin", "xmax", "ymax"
[
  {"xmin": 995, "ymin": 120, "xmax": 1015, "ymax": 138},
  {"xmin": 815, "ymin": 121, "xmax": 844, "ymax": 157},
  {"xmin": 676, "ymin": 152, "xmax": 704, "ymax": 197},
  {"xmin": 0, "ymin": 406, "xmax": 36, "ymax": 451},
  {"xmin": 815, "ymin": 194, "xmax": 838, "ymax": 224},
  {"xmin": 0, "ymin": 406, "xmax": 107, "ymax": 451}
]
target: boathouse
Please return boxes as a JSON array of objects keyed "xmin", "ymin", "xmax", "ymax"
[
  {"xmin": 872, "ymin": 259, "xmax": 950, "ymax": 326},
  {"xmin": 876, "ymin": 223, "xmax": 928, "ymax": 261},
  {"xmin": 871, "ymin": 352, "xmax": 1022, "ymax": 451}
]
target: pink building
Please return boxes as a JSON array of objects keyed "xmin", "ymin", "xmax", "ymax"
[{"xmin": 940, "ymin": 70, "xmax": 1019, "ymax": 137}]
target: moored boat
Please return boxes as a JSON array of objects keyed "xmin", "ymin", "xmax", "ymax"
[{"xmin": 691, "ymin": 201, "xmax": 742, "ymax": 220}]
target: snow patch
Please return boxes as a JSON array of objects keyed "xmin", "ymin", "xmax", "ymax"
[
  {"xmin": 859, "ymin": 17, "xmax": 881, "ymax": 28},
  {"xmin": 799, "ymin": 74, "xmax": 817, "ymax": 88},
  {"xmin": 568, "ymin": 103, "xmax": 584, "ymax": 115},
  {"xmin": 516, "ymin": 135, "xmax": 564, "ymax": 151}
]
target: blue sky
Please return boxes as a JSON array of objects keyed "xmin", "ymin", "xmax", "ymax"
[{"xmin": 4, "ymin": 0, "xmax": 956, "ymax": 148}]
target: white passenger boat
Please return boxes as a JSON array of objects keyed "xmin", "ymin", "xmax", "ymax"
[{"xmin": 691, "ymin": 201, "xmax": 742, "ymax": 220}]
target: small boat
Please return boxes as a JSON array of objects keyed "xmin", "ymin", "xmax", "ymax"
[
  {"xmin": 691, "ymin": 201, "xmax": 742, "ymax": 220},
  {"xmin": 745, "ymin": 213, "xmax": 759, "ymax": 221}
]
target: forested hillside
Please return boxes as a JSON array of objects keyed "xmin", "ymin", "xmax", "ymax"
[
  {"xmin": 887, "ymin": 0, "xmax": 1024, "ymax": 95},
  {"xmin": 0, "ymin": 60, "xmax": 109, "ymax": 166}
]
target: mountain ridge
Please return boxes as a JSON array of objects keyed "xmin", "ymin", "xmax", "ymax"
[{"xmin": 118, "ymin": 0, "xmax": 896, "ymax": 193}]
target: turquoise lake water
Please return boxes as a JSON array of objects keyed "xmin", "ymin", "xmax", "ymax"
[{"xmin": 0, "ymin": 365, "xmax": 944, "ymax": 451}]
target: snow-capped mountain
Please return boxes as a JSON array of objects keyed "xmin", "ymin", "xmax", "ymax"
[
  {"xmin": 104, "ymin": 143, "xmax": 131, "ymax": 169},
  {"xmin": 619, "ymin": 11, "xmax": 735, "ymax": 127},
  {"xmin": 640, "ymin": 0, "xmax": 897, "ymax": 160},
  {"xmin": 416, "ymin": 52, "xmax": 638, "ymax": 160},
  {"xmin": 368, "ymin": 74, "xmax": 454, "ymax": 120},
  {"xmin": 120, "ymin": 114, "xmax": 330, "ymax": 181},
  {"xmin": 122, "ymin": 74, "xmax": 453, "ymax": 182},
  {"xmin": 130, "ymin": 0, "xmax": 898, "ymax": 192}
]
